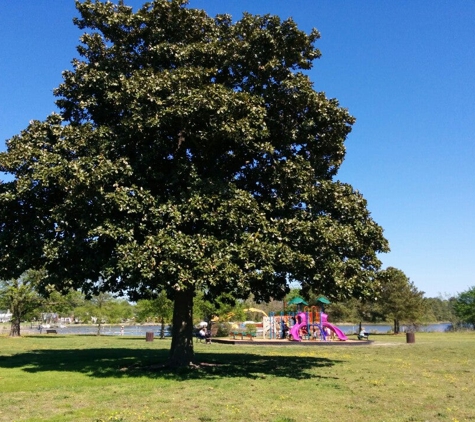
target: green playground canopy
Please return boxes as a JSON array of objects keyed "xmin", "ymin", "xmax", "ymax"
[
  {"xmin": 316, "ymin": 296, "xmax": 331, "ymax": 305},
  {"xmin": 287, "ymin": 296, "xmax": 309, "ymax": 306}
]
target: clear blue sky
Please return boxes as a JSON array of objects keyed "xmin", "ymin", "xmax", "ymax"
[{"xmin": 1, "ymin": 1, "xmax": 474, "ymax": 298}]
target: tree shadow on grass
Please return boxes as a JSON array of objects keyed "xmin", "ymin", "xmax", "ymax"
[{"xmin": 0, "ymin": 344, "xmax": 342, "ymax": 381}]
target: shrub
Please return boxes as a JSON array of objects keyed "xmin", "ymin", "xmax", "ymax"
[
  {"xmin": 215, "ymin": 322, "xmax": 232, "ymax": 337},
  {"xmin": 245, "ymin": 324, "xmax": 257, "ymax": 336}
]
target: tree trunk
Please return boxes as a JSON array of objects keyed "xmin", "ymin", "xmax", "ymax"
[
  {"xmin": 393, "ymin": 319, "xmax": 400, "ymax": 334},
  {"xmin": 10, "ymin": 317, "xmax": 21, "ymax": 337},
  {"xmin": 160, "ymin": 317, "xmax": 165, "ymax": 339},
  {"xmin": 169, "ymin": 287, "xmax": 195, "ymax": 368}
]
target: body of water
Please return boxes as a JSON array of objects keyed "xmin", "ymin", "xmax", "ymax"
[
  {"xmin": 29, "ymin": 324, "xmax": 170, "ymax": 337},
  {"xmin": 26, "ymin": 322, "xmax": 452, "ymax": 336},
  {"xmin": 336, "ymin": 323, "xmax": 452, "ymax": 334}
]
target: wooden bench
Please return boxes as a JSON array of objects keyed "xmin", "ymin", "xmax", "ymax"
[
  {"xmin": 230, "ymin": 331, "xmax": 256, "ymax": 341},
  {"xmin": 46, "ymin": 329, "xmax": 58, "ymax": 334}
]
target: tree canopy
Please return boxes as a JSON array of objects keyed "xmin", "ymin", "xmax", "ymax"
[
  {"xmin": 0, "ymin": 0, "xmax": 388, "ymax": 366},
  {"xmin": 453, "ymin": 286, "xmax": 475, "ymax": 328},
  {"xmin": 377, "ymin": 267, "xmax": 426, "ymax": 333}
]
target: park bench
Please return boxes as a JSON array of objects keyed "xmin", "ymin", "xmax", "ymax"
[
  {"xmin": 46, "ymin": 329, "xmax": 58, "ymax": 334},
  {"xmin": 230, "ymin": 331, "xmax": 256, "ymax": 341}
]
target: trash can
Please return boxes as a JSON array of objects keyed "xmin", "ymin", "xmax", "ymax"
[
  {"xmin": 146, "ymin": 332, "xmax": 154, "ymax": 342},
  {"xmin": 406, "ymin": 332, "xmax": 415, "ymax": 343}
]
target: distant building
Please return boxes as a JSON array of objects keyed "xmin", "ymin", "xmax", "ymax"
[
  {"xmin": 0, "ymin": 310, "xmax": 12, "ymax": 323},
  {"xmin": 41, "ymin": 313, "xmax": 59, "ymax": 323}
]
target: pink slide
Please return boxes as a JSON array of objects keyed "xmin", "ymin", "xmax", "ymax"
[
  {"xmin": 321, "ymin": 313, "xmax": 348, "ymax": 341},
  {"xmin": 323, "ymin": 322, "xmax": 348, "ymax": 341},
  {"xmin": 289, "ymin": 311, "xmax": 307, "ymax": 342}
]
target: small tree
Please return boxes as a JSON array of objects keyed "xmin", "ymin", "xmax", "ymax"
[
  {"xmin": 135, "ymin": 291, "xmax": 173, "ymax": 338},
  {"xmin": 42, "ymin": 289, "xmax": 87, "ymax": 323},
  {"xmin": 0, "ymin": 270, "xmax": 43, "ymax": 337},
  {"xmin": 378, "ymin": 267, "xmax": 426, "ymax": 333},
  {"xmin": 135, "ymin": 300, "xmax": 157, "ymax": 323},
  {"xmin": 453, "ymin": 287, "xmax": 475, "ymax": 328},
  {"xmin": 194, "ymin": 292, "xmax": 246, "ymax": 331},
  {"xmin": 425, "ymin": 296, "xmax": 457, "ymax": 323},
  {"xmin": 74, "ymin": 293, "xmax": 133, "ymax": 335}
]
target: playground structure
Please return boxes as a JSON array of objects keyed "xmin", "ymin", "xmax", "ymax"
[
  {"xmin": 260, "ymin": 297, "xmax": 348, "ymax": 342},
  {"xmin": 262, "ymin": 309, "xmax": 348, "ymax": 342},
  {"xmin": 222, "ymin": 297, "xmax": 349, "ymax": 342}
]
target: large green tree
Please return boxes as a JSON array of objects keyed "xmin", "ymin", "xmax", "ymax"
[{"xmin": 0, "ymin": 0, "xmax": 388, "ymax": 366}]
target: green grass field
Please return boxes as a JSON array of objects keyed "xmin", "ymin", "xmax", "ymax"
[{"xmin": 0, "ymin": 332, "xmax": 474, "ymax": 422}]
